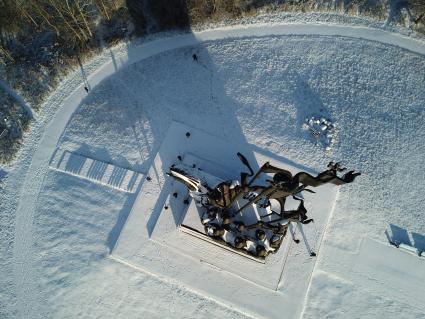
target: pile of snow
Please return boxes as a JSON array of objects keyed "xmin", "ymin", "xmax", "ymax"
[{"xmin": 303, "ymin": 115, "xmax": 337, "ymax": 151}]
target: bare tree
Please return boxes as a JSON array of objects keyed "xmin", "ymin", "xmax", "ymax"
[
  {"xmin": 407, "ymin": 0, "xmax": 425, "ymax": 23},
  {"xmin": 94, "ymin": 0, "xmax": 111, "ymax": 20},
  {"xmin": 31, "ymin": 1, "xmax": 60, "ymax": 35},
  {"xmin": 0, "ymin": 44, "xmax": 14, "ymax": 63}
]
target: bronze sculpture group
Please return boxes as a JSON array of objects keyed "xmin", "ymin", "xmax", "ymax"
[{"xmin": 169, "ymin": 152, "xmax": 360, "ymax": 259}]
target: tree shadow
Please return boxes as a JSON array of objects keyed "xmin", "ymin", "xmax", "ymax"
[
  {"xmin": 126, "ymin": 0, "xmax": 190, "ymax": 35},
  {"xmin": 386, "ymin": 0, "xmax": 413, "ymax": 25}
]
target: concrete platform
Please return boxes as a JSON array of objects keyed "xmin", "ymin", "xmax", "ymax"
[{"xmin": 111, "ymin": 121, "xmax": 338, "ymax": 319}]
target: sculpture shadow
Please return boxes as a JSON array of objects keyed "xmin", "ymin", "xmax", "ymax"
[{"xmin": 385, "ymin": 223, "xmax": 425, "ymax": 252}]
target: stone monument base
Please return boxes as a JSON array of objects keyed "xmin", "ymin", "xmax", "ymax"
[{"xmin": 112, "ymin": 121, "xmax": 338, "ymax": 319}]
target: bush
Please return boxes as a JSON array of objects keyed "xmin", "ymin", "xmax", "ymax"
[{"xmin": 0, "ymin": 90, "xmax": 31, "ymax": 163}]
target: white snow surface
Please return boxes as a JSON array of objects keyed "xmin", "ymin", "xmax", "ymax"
[
  {"xmin": 1, "ymin": 15, "xmax": 425, "ymax": 319},
  {"xmin": 110, "ymin": 122, "xmax": 339, "ymax": 319}
]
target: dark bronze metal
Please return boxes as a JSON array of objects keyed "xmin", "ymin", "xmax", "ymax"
[{"xmin": 169, "ymin": 153, "xmax": 360, "ymax": 259}]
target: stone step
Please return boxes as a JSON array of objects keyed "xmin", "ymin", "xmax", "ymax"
[{"xmin": 49, "ymin": 149, "xmax": 143, "ymax": 193}]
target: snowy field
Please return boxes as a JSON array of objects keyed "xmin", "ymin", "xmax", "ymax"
[{"xmin": 1, "ymin": 17, "xmax": 425, "ymax": 319}]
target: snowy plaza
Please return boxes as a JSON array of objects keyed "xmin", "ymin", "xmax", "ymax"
[{"xmin": 2, "ymin": 16, "xmax": 425, "ymax": 319}]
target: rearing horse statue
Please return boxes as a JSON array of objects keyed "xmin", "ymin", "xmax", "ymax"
[{"xmin": 169, "ymin": 153, "xmax": 360, "ymax": 258}]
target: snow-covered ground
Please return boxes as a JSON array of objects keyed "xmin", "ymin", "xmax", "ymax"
[{"xmin": 1, "ymin": 15, "xmax": 425, "ymax": 319}]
